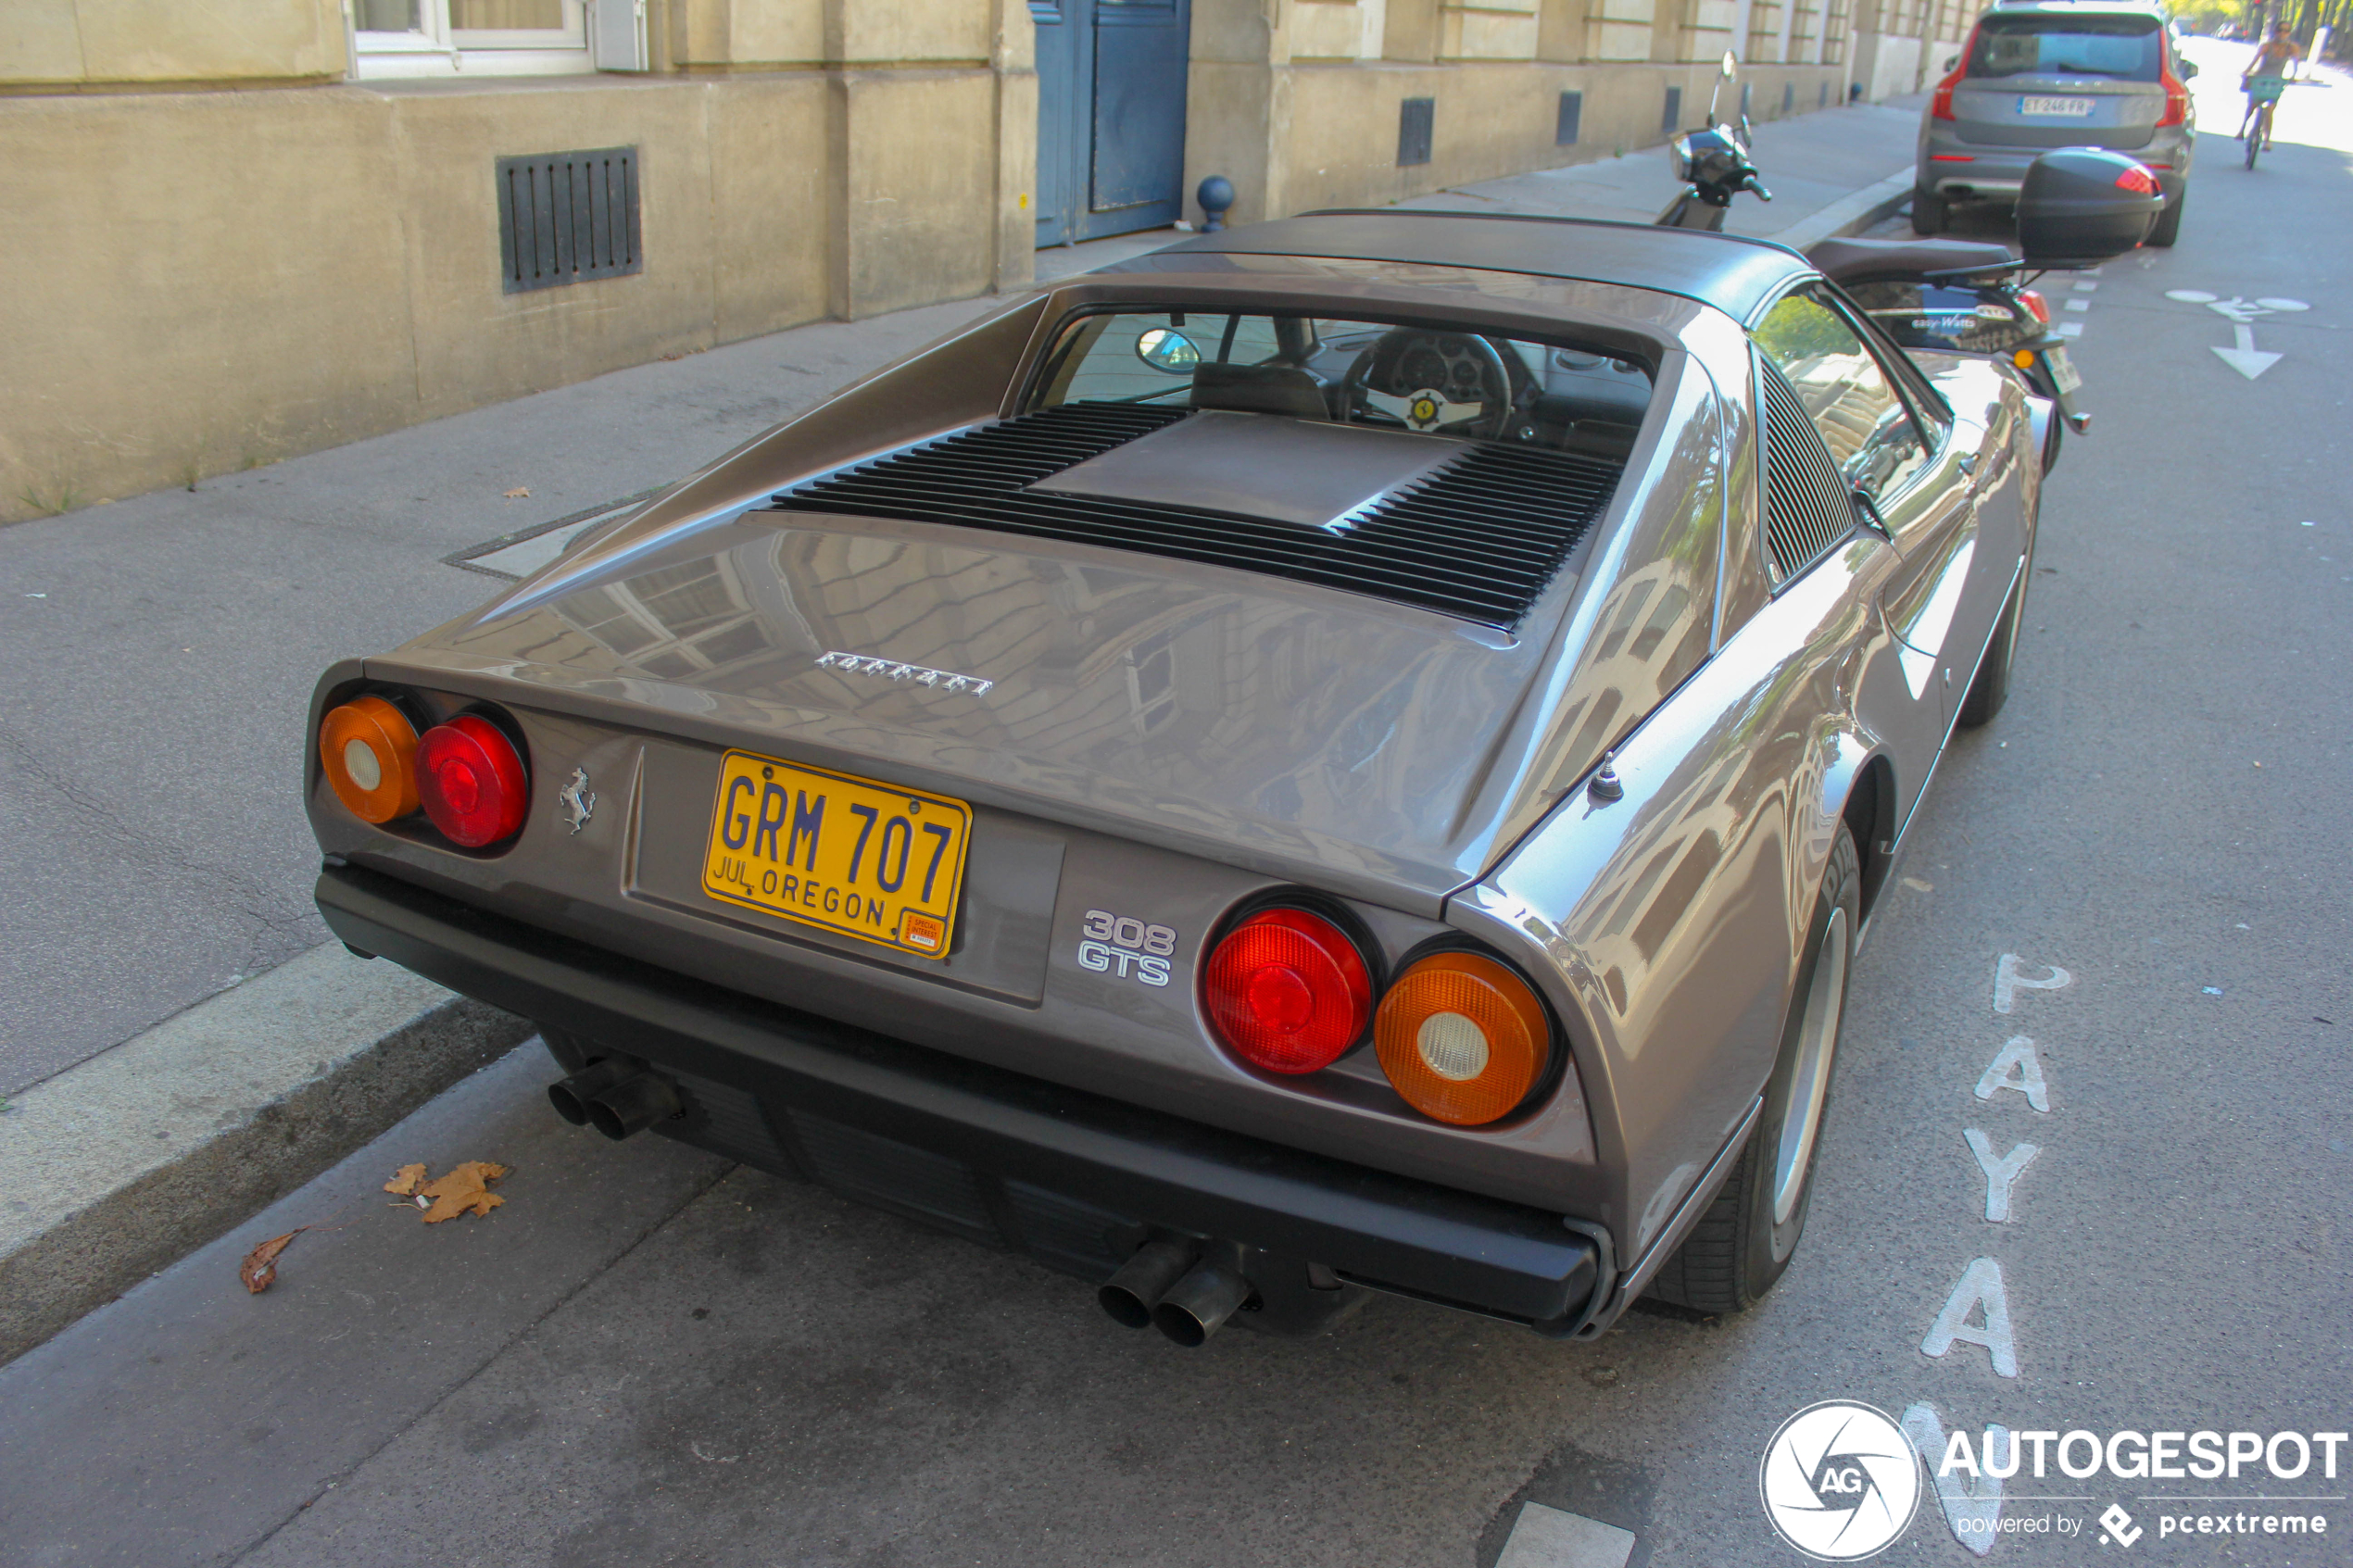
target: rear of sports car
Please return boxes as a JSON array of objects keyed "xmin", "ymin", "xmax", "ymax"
[{"xmin": 306, "ymin": 267, "xmax": 1705, "ymax": 1343}]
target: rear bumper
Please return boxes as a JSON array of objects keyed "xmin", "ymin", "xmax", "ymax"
[
  {"xmin": 1919, "ymin": 132, "xmax": 2188, "ymax": 202},
  {"xmin": 317, "ymin": 862, "xmax": 1608, "ymax": 1336}
]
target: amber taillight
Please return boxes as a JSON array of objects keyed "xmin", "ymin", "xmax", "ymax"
[
  {"xmin": 319, "ymin": 696, "xmax": 422, "ymax": 824},
  {"xmin": 1374, "ymin": 951, "xmax": 1552, "ymax": 1126}
]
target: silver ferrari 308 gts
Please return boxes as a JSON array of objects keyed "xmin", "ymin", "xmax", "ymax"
[{"xmin": 306, "ymin": 211, "xmax": 2049, "ymax": 1346}]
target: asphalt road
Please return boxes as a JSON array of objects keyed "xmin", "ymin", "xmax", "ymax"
[{"xmin": 4, "ymin": 44, "xmax": 2348, "ymax": 1567}]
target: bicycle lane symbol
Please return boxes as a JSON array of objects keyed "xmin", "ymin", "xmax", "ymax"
[{"xmin": 2163, "ymin": 290, "xmax": 2312, "ymax": 381}]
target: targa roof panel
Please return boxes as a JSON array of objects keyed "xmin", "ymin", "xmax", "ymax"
[{"xmin": 1114, "ymin": 211, "xmax": 1814, "ymax": 322}]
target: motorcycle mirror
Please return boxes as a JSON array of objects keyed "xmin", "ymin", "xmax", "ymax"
[{"xmin": 1706, "ymin": 50, "xmax": 1737, "ymax": 120}]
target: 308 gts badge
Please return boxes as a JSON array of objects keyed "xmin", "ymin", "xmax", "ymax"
[{"xmin": 1076, "ymin": 909, "xmax": 1176, "ymax": 987}]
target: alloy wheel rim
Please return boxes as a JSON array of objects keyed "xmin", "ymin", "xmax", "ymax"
[{"xmin": 1772, "ymin": 906, "xmax": 1848, "ymax": 1228}]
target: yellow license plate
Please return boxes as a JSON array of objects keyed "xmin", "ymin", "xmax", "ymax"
[{"xmin": 701, "ymin": 751, "xmax": 971, "ymax": 957}]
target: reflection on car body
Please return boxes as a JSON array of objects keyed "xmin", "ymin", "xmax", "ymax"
[{"xmin": 304, "ymin": 210, "xmax": 2044, "ymax": 1346}]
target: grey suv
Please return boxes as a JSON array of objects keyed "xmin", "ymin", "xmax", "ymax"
[{"xmin": 1917, "ymin": 0, "xmax": 2195, "ymax": 244}]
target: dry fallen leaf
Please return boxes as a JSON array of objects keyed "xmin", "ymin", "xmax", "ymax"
[
  {"xmin": 384, "ymin": 1162, "xmax": 427, "ymax": 1197},
  {"xmin": 503, "ymin": 485, "xmax": 531, "ymax": 499},
  {"xmin": 240, "ymin": 1229, "xmax": 307, "ymax": 1294},
  {"xmin": 419, "ymin": 1160, "xmax": 510, "ymax": 1223}
]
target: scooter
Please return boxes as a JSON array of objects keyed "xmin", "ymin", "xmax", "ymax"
[
  {"xmin": 1655, "ymin": 55, "xmax": 2101, "ymax": 472},
  {"xmin": 1802, "ymin": 238, "xmax": 2089, "ymax": 472},
  {"xmin": 1655, "ymin": 54, "xmax": 1772, "ymax": 230}
]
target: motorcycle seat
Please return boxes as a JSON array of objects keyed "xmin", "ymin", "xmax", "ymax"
[{"xmin": 1805, "ymin": 236, "xmax": 2018, "ymax": 286}]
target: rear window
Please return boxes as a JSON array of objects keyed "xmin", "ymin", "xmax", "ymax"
[
  {"xmin": 1029, "ymin": 309, "xmax": 1655, "ymax": 458},
  {"xmin": 1969, "ymin": 14, "xmax": 2163, "ymax": 81}
]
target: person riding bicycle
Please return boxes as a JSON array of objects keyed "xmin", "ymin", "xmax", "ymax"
[{"xmin": 2238, "ymin": 24, "xmax": 2302, "ymax": 145}]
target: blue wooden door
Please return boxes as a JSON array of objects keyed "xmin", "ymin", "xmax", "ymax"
[{"xmin": 1034, "ymin": 0, "xmax": 1189, "ymax": 246}]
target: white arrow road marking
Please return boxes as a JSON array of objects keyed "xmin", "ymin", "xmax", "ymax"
[{"xmin": 2213, "ymin": 322, "xmax": 2284, "ymax": 380}]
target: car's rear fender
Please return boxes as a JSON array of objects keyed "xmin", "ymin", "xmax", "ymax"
[{"xmin": 1453, "ymin": 535, "xmax": 1895, "ymax": 1268}]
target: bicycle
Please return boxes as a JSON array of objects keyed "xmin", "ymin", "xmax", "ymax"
[{"xmin": 2244, "ymin": 74, "xmax": 2286, "ymax": 168}]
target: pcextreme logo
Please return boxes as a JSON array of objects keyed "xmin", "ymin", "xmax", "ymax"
[{"xmin": 1759, "ymin": 1401, "xmax": 1924, "ymax": 1561}]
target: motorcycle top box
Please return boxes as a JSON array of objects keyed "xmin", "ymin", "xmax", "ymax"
[{"xmin": 2016, "ymin": 148, "xmax": 2165, "ymax": 266}]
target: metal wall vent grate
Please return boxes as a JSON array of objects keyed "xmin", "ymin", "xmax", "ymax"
[
  {"xmin": 772, "ymin": 403, "xmax": 1621, "ymax": 630},
  {"xmin": 497, "ymin": 146, "xmax": 643, "ymax": 295},
  {"xmin": 1662, "ymin": 85, "xmax": 1682, "ymax": 133},
  {"xmin": 1556, "ymin": 90, "xmax": 1583, "ymax": 147},
  {"xmin": 1757, "ymin": 358, "xmax": 1858, "ymax": 584},
  {"xmin": 1398, "ymin": 97, "xmax": 1435, "ymax": 167}
]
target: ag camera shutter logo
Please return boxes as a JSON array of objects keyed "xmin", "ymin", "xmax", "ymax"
[{"xmin": 1759, "ymin": 1401, "xmax": 1923, "ymax": 1560}]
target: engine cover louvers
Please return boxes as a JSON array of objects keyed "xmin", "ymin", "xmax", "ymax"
[{"xmin": 770, "ymin": 403, "xmax": 1620, "ymax": 631}]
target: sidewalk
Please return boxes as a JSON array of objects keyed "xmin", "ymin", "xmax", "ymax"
[{"xmin": 0, "ymin": 91, "xmax": 1930, "ymax": 1361}]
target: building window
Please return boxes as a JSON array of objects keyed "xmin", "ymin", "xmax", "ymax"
[
  {"xmin": 353, "ymin": 0, "xmax": 596, "ymax": 79},
  {"xmin": 1556, "ymin": 90, "xmax": 1583, "ymax": 146},
  {"xmin": 1662, "ymin": 85, "xmax": 1682, "ymax": 132}
]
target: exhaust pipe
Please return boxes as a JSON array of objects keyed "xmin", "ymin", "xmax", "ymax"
[
  {"xmin": 585, "ymin": 1072, "xmax": 684, "ymax": 1141},
  {"xmin": 547, "ymin": 1060, "xmax": 637, "ymax": 1126},
  {"xmin": 1097, "ymin": 1241, "xmax": 1196, "ymax": 1328},
  {"xmin": 1152, "ymin": 1261, "xmax": 1252, "ymax": 1347}
]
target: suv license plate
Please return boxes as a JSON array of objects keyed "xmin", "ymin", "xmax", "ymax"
[
  {"xmin": 701, "ymin": 751, "xmax": 971, "ymax": 957},
  {"xmin": 2020, "ymin": 96, "xmax": 2095, "ymax": 116},
  {"xmin": 2045, "ymin": 346, "xmax": 2082, "ymax": 395}
]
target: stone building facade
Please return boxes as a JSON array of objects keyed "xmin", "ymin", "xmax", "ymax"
[{"xmin": 2, "ymin": 0, "xmax": 1961, "ymax": 521}]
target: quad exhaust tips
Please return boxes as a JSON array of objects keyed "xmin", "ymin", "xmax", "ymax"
[
  {"xmin": 1098, "ymin": 1242, "xmax": 1254, "ymax": 1346},
  {"xmin": 547, "ymin": 1062, "xmax": 683, "ymax": 1142}
]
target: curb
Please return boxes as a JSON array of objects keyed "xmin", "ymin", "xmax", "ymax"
[
  {"xmin": 0, "ymin": 942, "xmax": 535, "ymax": 1365},
  {"xmin": 1770, "ymin": 168, "xmax": 1919, "ymax": 251}
]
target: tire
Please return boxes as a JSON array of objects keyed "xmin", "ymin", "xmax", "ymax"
[
  {"xmin": 1645, "ymin": 825, "xmax": 1860, "ymax": 1314},
  {"xmin": 2246, "ymin": 132, "xmax": 2260, "ymax": 170},
  {"xmin": 2148, "ymin": 189, "xmax": 2185, "ymax": 244},
  {"xmin": 1957, "ymin": 547, "xmax": 2031, "ymax": 727},
  {"xmin": 1911, "ymin": 189, "xmax": 1946, "ymax": 235}
]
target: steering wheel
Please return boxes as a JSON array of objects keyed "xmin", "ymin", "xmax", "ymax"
[{"xmin": 1344, "ymin": 329, "xmax": 1516, "ymax": 441}]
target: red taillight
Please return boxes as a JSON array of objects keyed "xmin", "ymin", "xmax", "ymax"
[
  {"xmin": 2018, "ymin": 289, "xmax": 2050, "ymax": 324},
  {"xmin": 1931, "ymin": 28, "xmax": 1975, "ymax": 120},
  {"xmin": 2115, "ymin": 164, "xmax": 2158, "ymax": 194},
  {"xmin": 2156, "ymin": 59, "xmax": 2189, "ymax": 127},
  {"xmin": 1202, "ymin": 908, "xmax": 1372, "ymax": 1074},
  {"xmin": 415, "ymin": 714, "xmax": 529, "ymax": 847}
]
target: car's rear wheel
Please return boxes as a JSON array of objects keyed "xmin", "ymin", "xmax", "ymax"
[
  {"xmin": 1957, "ymin": 549, "xmax": 2031, "ymax": 727},
  {"xmin": 1911, "ymin": 189, "xmax": 1946, "ymax": 235},
  {"xmin": 2147, "ymin": 189, "xmax": 2184, "ymax": 246},
  {"xmin": 1645, "ymin": 824, "xmax": 1859, "ymax": 1314}
]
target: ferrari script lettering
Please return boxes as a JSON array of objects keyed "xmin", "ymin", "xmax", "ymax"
[{"xmin": 1076, "ymin": 908, "xmax": 1176, "ymax": 987}]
